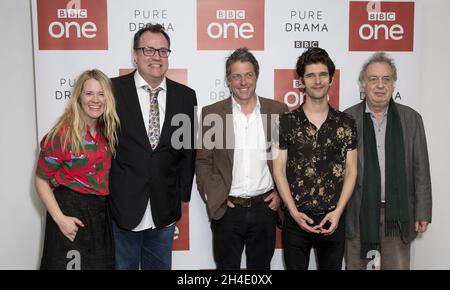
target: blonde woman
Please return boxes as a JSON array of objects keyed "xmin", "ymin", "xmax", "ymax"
[{"xmin": 35, "ymin": 69, "xmax": 120, "ymax": 270}]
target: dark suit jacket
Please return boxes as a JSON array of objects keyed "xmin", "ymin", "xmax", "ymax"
[
  {"xmin": 344, "ymin": 101, "xmax": 432, "ymax": 243},
  {"xmin": 109, "ymin": 71, "xmax": 197, "ymax": 230},
  {"xmin": 196, "ymin": 97, "xmax": 288, "ymax": 220}
]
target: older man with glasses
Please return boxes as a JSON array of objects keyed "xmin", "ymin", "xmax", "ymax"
[{"xmin": 344, "ymin": 52, "xmax": 432, "ymax": 270}]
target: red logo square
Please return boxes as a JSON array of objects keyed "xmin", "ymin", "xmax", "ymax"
[
  {"xmin": 274, "ymin": 69, "xmax": 340, "ymax": 111},
  {"xmin": 37, "ymin": 0, "xmax": 108, "ymax": 50},
  {"xmin": 197, "ymin": 0, "xmax": 264, "ymax": 50},
  {"xmin": 349, "ymin": 1, "xmax": 414, "ymax": 51},
  {"xmin": 173, "ymin": 203, "xmax": 190, "ymax": 251}
]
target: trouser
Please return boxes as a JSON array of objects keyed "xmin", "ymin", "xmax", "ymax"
[
  {"xmin": 112, "ymin": 222, "xmax": 175, "ymax": 270},
  {"xmin": 345, "ymin": 208, "xmax": 411, "ymax": 270},
  {"xmin": 211, "ymin": 201, "xmax": 277, "ymax": 270},
  {"xmin": 282, "ymin": 211, "xmax": 345, "ymax": 270}
]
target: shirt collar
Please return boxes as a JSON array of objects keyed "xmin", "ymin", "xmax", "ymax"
[
  {"xmin": 365, "ymin": 103, "xmax": 389, "ymax": 117},
  {"xmin": 85, "ymin": 122, "xmax": 102, "ymax": 140},
  {"xmin": 231, "ymin": 95, "xmax": 261, "ymax": 113},
  {"xmin": 297, "ymin": 101, "xmax": 338, "ymax": 125},
  {"xmin": 134, "ymin": 70, "xmax": 167, "ymax": 92}
]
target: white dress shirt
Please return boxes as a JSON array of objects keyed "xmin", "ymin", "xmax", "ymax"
[
  {"xmin": 229, "ymin": 96, "xmax": 274, "ymax": 198},
  {"xmin": 133, "ymin": 71, "xmax": 167, "ymax": 231}
]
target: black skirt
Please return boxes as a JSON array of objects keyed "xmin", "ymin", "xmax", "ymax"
[{"xmin": 40, "ymin": 186, "xmax": 114, "ymax": 270}]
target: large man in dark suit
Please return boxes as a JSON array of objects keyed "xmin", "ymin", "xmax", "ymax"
[
  {"xmin": 109, "ymin": 24, "xmax": 197, "ymax": 270},
  {"xmin": 196, "ymin": 48, "xmax": 288, "ymax": 269}
]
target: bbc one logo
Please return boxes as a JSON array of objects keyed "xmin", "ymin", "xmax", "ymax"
[
  {"xmin": 274, "ymin": 69, "xmax": 340, "ymax": 111},
  {"xmin": 197, "ymin": 0, "xmax": 264, "ymax": 50},
  {"xmin": 349, "ymin": 1, "xmax": 414, "ymax": 51},
  {"xmin": 37, "ymin": 0, "xmax": 108, "ymax": 50}
]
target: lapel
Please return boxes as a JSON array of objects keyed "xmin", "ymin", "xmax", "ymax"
[
  {"xmin": 220, "ymin": 97, "xmax": 235, "ymax": 168},
  {"xmin": 259, "ymin": 97, "xmax": 274, "ymax": 173},
  {"xmin": 259, "ymin": 97, "xmax": 271, "ymax": 145},
  {"xmin": 355, "ymin": 102, "xmax": 365, "ymax": 182},
  {"xmin": 120, "ymin": 72, "xmax": 153, "ymax": 153},
  {"xmin": 158, "ymin": 78, "xmax": 176, "ymax": 148}
]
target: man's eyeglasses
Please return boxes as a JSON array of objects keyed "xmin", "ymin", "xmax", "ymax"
[{"xmin": 136, "ymin": 47, "xmax": 171, "ymax": 57}]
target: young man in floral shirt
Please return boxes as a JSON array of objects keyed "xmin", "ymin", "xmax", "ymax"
[{"xmin": 273, "ymin": 47, "xmax": 358, "ymax": 270}]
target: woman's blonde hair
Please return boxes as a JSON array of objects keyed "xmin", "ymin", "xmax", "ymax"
[{"xmin": 44, "ymin": 69, "xmax": 120, "ymax": 155}]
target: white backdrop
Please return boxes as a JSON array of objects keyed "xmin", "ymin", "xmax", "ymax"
[{"xmin": 29, "ymin": 0, "xmax": 426, "ymax": 269}]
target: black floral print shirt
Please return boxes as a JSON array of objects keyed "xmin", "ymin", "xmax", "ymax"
[{"xmin": 278, "ymin": 104, "xmax": 357, "ymax": 214}]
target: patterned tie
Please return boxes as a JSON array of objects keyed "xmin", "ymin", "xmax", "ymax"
[{"xmin": 145, "ymin": 86, "xmax": 163, "ymax": 150}]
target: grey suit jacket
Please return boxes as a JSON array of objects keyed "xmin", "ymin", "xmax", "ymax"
[
  {"xmin": 344, "ymin": 101, "xmax": 432, "ymax": 242},
  {"xmin": 196, "ymin": 97, "xmax": 288, "ymax": 220}
]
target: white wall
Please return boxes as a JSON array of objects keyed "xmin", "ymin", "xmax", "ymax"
[
  {"xmin": 0, "ymin": 0, "xmax": 449, "ymax": 269},
  {"xmin": 411, "ymin": 0, "xmax": 450, "ymax": 270},
  {"xmin": 0, "ymin": 0, "xmax": 43, "ymax": 269}
]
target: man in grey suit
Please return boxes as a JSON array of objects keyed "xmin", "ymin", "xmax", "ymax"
[
  {"xmin": 196, "ymin": 48, "xmax": 288, "ymax": 269},
  {"xmin": 344, "ymin": 52, "xmax": 432, "ymax": 270}
]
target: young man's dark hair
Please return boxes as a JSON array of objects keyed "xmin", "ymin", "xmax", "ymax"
[{"xmin": 296, "ymin": 47, "xmax": 335, "ymax": 82}]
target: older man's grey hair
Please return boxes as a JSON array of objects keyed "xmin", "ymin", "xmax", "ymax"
[{"xmin": 358, "ymin": 52, "xmax": 398, "ymax": 89}]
